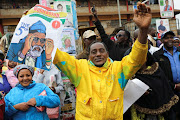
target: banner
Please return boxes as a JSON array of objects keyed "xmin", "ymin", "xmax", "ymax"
[
  {"xmin": 159, "ymin": 0, "xmax": 174, "ymax": 18},
  {"xmin": 156, "ymin": 19, "xmax": 170, "ymax": 39},
  {"xmin": 6, "ymin": 5, "xmax": 70, "ymax": 70}
]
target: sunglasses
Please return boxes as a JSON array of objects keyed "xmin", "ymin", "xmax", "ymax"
[
  {"xmin": 33, "ymin": 37, "xmax": 46, "ymax": 44},
  {"xmin": 116, "ymin": 34, "xmax": 125, "ymax": 38}
]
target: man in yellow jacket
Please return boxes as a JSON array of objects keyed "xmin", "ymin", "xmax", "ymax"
[{"xmin": 53, "ymin": 2, "xmax": 152, "ymax": 120}]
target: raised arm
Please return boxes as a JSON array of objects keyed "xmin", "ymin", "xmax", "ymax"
[
  {"xmin": 92, "ymin": 8, "xmax": 114, "ymax": 50},
  {"xmin": 115, "ymin": 2, "xmax": 151, "ymax": 89}
]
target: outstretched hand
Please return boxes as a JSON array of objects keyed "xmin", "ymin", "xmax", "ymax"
[
  {"xmin": 133, "ymin": 2, "xmax": 152, "ymax": 30},
  {"xmin": 91, "ymin": 7, "xmax": 98, "ymax": 21},
  {"xmin": 91, "ymin": 8, "xmax": 97, "ymax": 16},
  {"xmin": 45, "ymin": 38, "xmax": 54, "ymax": 56},
  {"xmin": 22, "ymin": 33, "xmax": 34, "ymax": 55},
  {"xmin": 45, "ymin": 38, "xmax": 54, "ymax": 61}
]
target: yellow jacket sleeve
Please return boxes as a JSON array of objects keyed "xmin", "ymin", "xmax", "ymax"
[
  {"xmin": 114, "ymin": 40, "xmax": 148, "ymax": 89},
  {"xmin": 53, "ymin": 48, "xmax": 83, "ymax": 87}
]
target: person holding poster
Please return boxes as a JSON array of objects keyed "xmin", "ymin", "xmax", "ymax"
[
  {"xmin": 53, "ymin": 2, "xmax": 151, "ymax": 119},
  {"xmin": 164, "ymin": 0, "xmax": 173, "ymax": 11},
  {"xmin": 7, "ymin": 20, "xmax": 54, "ymax": 70}
]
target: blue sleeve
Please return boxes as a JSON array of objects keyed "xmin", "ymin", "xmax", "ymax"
[
  {"xmin": 34, "ymin": 86, "xmax": 60, "ymax": 108},
  {"xmin": 5, "ymin": 94, "xmax": 18, "ymax": 116},
  {"xmin": 6, "ymin": 43, "xmax": 24, "ymax": 63}
]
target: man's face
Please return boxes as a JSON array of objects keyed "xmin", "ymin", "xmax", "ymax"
[
  {"xmin": 84, "ymin": 36, "xmax": 96, "ymax": 49},
  {"xmin": 160, "ymin": 20, "xmax": 163, "ymax": 25},
  {"xmin": 89, "ymin": 43, "xmax": 109, "ymax": 67},
  {"xmin": 173, "ymin": 39, "xmax": 180, "ymax": 48},
  {"xmin": 57, "ymin": 5, "xmax": 63, "ymax": 11},
  {"xmin": 8, "ymin": 60, "xmax": 17, "ymax": 69},
  {"xmin": 65, "ymin": 39, "xmax": 71, "ymax": 48},
  {"xmin": 30, "ymin": 32, "xmax": 46, "ymax": 57},
  {"xmin": 116, "ymin": 30, "xmax": 127, "ymax": 44},
  {"xmin": 162, "ymin": 34, "xmax": 174, "ymax": 48},
  {"xmin": 165, "ymin": 1, "xmax": 168, "ymax": 6}
]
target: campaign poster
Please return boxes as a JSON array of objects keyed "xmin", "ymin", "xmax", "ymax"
[
  {"xmin": 6, "ymin": 5, "xmax": 68, "ymax": 70},
  {"xmin": 156, "ymin": 19, "xmax": 170, "ymax": 39},
  {"xmin": 59, "ymin": 28, "xmax": 76, "ymax": 54},
  {"xmin": 159, "ymin": 0, "xmax": 174, "ymax": 18},
  {"xmin": 54, "ymin": 0, "xmax": 79, "ymax": 40}
]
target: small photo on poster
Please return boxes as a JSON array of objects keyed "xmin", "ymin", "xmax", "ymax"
[
  {"xmin": 54, "ymin": 1, "xmax": 72, "ymax": 13},
  {"xmin": 156, "ymin": 19, "xmax": 170, "ymax": 39},
  {"xmin": 59, "ymin": 28, "xmax": 76, "ymax": 55},
  {"xmin": 159, "ymin": 0, "xmax": 174, "ymax": 18}
]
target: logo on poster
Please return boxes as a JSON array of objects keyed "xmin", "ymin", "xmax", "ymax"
[{"xmin": 52, "ymin": 20, "xmax": 60, "ymax": 29}]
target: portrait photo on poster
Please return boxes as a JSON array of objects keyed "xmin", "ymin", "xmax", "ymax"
[
  {"xmin": 156, "ymin": 19, "xmax": 170, "ymax": 39},
  {"xmin": 159, "ymin": 0, "xmax": 174, "ymax": 18},
  {"xmin": 59, "ymin": 28, "xmax": 76, "ymax": 55}
]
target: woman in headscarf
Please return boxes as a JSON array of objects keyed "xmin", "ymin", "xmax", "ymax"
[
  {"xmin": 5, "ymin": 64, "xmax": 60, "ymax": 120},
  {"xmin": 131, "ymin": 52, "xmax": 179, "ymax": 120}
]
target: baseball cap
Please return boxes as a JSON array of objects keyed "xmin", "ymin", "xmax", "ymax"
[
  {"xmin": 161, "ymin": 31, "xmax": 175, "ymax": 39},
  {"xmin": 83, "ymin": 30, "xmax": 96, "ymax": 39},
  {"xmin": 174, "ymin": 37, "xmax": 180, "ymax": 40}
]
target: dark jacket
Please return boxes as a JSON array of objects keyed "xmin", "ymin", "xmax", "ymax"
[
  {"xmin": 94, "ymin": 20, "xmax": 130, "ymax": 61},
  {"xmin": 76, "ymin": 50, "xmax": 89, "ymax": 60},
  {"xmin": 153, "ymin": 47, "xmax": 180, "ymax": 89}
]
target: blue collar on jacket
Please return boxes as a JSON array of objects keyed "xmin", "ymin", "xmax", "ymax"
[
  {"xmin": 88, "ymin": 57, "xmax": 113, "ymax": 69},
  {"xmin": 16, "ymin": 81, "xmax": 36, "ymax": 90}
]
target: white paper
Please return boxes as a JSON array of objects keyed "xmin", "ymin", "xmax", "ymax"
[{"xmin": 123, "ymin": 78, "xmax": 149, "ymax": 114}]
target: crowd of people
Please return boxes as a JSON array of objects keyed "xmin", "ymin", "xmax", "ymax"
[{"xmin": 0, "ymin": 1, "xmax": 180, "ymax": 120}]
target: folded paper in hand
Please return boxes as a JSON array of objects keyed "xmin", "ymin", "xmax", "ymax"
[
  {"xmin": 36, "ymin": 90, "xmax": 47, "ymax": 112},
  {"xmin": 123, "ymin": 78, "xmax": 149, "ymax": 114}
]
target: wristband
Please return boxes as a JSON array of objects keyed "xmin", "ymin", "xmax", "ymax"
[
  {"xmin": 18, "ymin": 51, "xmax": 25, "ymax": 59},
  {"xmin": 46, "ymin": 59, "xmax": 52, "ymax": 63}
]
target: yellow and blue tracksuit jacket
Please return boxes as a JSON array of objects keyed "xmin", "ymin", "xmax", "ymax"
[{"xmin": 53, "ymin": 40, "xmax": 148, "ymax": 120}]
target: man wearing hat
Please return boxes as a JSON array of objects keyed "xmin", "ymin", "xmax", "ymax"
[
  {"xmin": 173, "ymin": 37, "xmax": 180, "ymax": 49},
  {"xmin": 7, "ymin": 20, "xmax": 54, "ymax": 70},
  {"xmin": 153, "ymin": 31, "xmax": 180, "ymax": 118},
  {"xmin": 76, "ymin": 30, "xmax": 97, "ymax": 59}
]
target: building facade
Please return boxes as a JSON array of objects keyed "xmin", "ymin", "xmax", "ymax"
[{"xmin": 0, "ymin": 0, "xmax": 180, "ymax": 36}]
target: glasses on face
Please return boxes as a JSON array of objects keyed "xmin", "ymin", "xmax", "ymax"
[
  {"xmin": 116, "ymin": 34, "xmax": 125, "ymax": 38},
  {"xmin": 33, "ymin": 37, "xmax": 46, "ymax": 44}
]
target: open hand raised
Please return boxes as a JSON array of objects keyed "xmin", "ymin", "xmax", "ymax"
[{"xmin": 133, "ymin": 2, "xmax": 152, "ymax": 30}]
